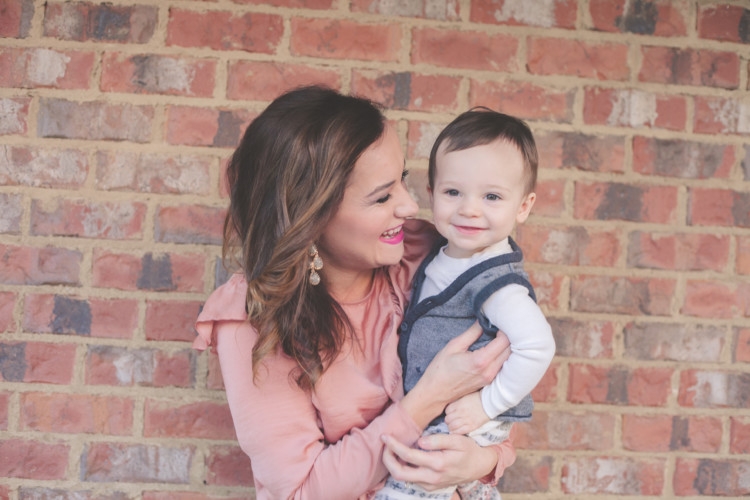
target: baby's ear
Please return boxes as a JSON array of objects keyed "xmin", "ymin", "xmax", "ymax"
[{"xmin": 516, "ymin": 192, "xmax": 536, "ymax": 223}]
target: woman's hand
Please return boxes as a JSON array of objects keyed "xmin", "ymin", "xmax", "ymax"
[
  {"xmin": 380, "ymin": 432, "xmax": 497, "ymax": 491},
  {"xmin": 400, "ymin": 322, "xmax": 511, "ymax": 429}
]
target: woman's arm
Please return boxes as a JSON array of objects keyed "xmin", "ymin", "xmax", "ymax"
[{"xmin": 216, "ymin": 322, "xmax": 423, "ymax": 500}]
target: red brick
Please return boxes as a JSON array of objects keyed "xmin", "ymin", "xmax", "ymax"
[
  {"xmin": 166, "ymin": 105, "xmax": 254, "ymax": 147},
  {"xmin": 31, "ymin": 199, "xmax": 146, "ymax": 240},
  {"xmin": 82, "ymin": 442, "xmax": 192, "ymax": 483},
  {"xmin": 95, "ymin": 150, "xmax": 212, "ymax": 195},
  {"xmin": 101, "ymin": 52, "xmax": 216, "ymax": 97},
  {"xmin": 153, "ymin": 350, "xmax": 195, "ymax": 388},
  {"xmin": 634, "ymin": 136, "xmax": 735, "ymax": 178},
  {"xmin": 736, "ymin": 327, "xmax": 750, "ymax": 363},
  {"xmin": 155, "ymin": 205, "xmax": 225, "ymax": 245},
  {"xmin": 589, "ymin": 0, "xmax": 687, "ymax": 36},
  {"xmin": 568, "ymin": 364, "xmax": 672, "ymax": 406},
  {"xmin": 532, "ymin": 362, "xmax": 558, "ymax": 402},
  {"xmin": 0, "ymin": 97, "xmax": 30, "ymax": 135},
  {"xmin": 144, "ymin": 400, "xmax": 235, "ymax": 439},
  {"xmin": 352, "ymin": 70, "xmax": 461, "ymax": 113},
  {"xmin": 516, "ymin": 225, "xmax": 620, "ymax": 266},
  {"xmin": 639, "ymin": 46, "xmax": 740, "ymax": 89},
  {"xmin": 679, "ymin": 370, "xmax": 750, "ymax": 408},
  {"xmin": 469, "ymin": 80, "xmax": 575, "ymax": 122},
  {"xmin": 0, "ymin": 292, "xmax": 15, "ymax": 333},
  {"xmin": 234, "ymin": 0, "xmax": 331, "ymax": 6},
  {"xmin": 23, "ymin": 294, "xmax": 138, "ymax": 338},
  {"xmin": 534, "ymin": 131, "xmax": 625, "ymax": 173},
  {"xmin": 27, "ymin": 336, "xmax": 75, "ymax": 375},
  {"xmin": 497, "ymin": 455, "xmax": 552, "ymax": 494},
  {"xmin": 145, "ymin": 300, "xmax": 202, "ymax": 342},
  {"xmin": 584, "ymin": 87, "xmax": 686, "ymax": 130},
  {"xmin": 0, "ymin": 146, "xmax": 88, "ymax": 187},
  {"xmin": 526, "ymin": 270, "xmax": 565, "ymax": 311},
  {"xmin": 351, "ymin": 0, "xmax": 458, "ymax": 19},
  {"xmin": 0, "ymin": 392, "xmax": 8, "ymax": 430},
  {"xmin": 574, "ymin": 181, "xmax": 677, "ymax": 223},
  {"xmin": 623, "ymin": 414, "xmax": 721, "ymax": 452},
  {"xmin": 471, "ymin": 0, "xmax": 576, "ymax": 28},
  {"xmin": 43, "ymin": 2, "xmax": 157, "ymax": 43},
  {"xmin": 627, "ymin": 232, "xmax": 730, "ymax": 271},
  {"xmin": 0, "ymin": 244, "xmax": 81, "ymax": 286},
  {"xmin": 698, "ymin": 4, "xmax": 750, "ymax": 43},
  {"xmin": 561, "ymin": 456, "xmax": 664, "ymax": 495},
  {"xmin": 528, "ymin": 38, "xmax": 629, "ymax": 81},
  {"xmin": 168, "ymin": 9, "xmax": 282, "ymax": 53},
  {"xmin": 694, "ymin": 96, "xmax": 750, "ymax": 135},
  {"xmin": 674, "ymin": 458, "xmax": 750, "ymax": 496},
  {"xmin": 683, "ymin": 280, "xmax": 750, "ymax": 319},
  {"xmin": 530, "ymin": 179, "xmax": 565, "ymax": 217},
  {"xmin": 730, "ymin": 417, "xmax": 750, "ymax": 454},
  {"xmin": 227, "ymin": 61, "xmax": 341, "ymax": 102},
  {"xmin": 37, "ymin": 98, "xmax": 154, "ymax": 142},
  {"xmin": 407, "ymin": 120, "xmax": 445, "ymax": 160},
  {"xmin": 0, "ymin": 439, "xmax": 68, "ymax": 479},
  {"xmin": 0, "ymin": 48, "xmax": 94, "ymax": 89},
  {"xmin": 412, "ymin": 27, "xmax": 518, "ymax": 71},
  {"xmin": 93, "ymin": 250, "xmax": 205, "ymax": 293},
  {"xmin": 0, "ymin": 193, "xmax": 22, "ymax": 234},
  {"xmin": 21, "ymin": 392, "xmax": 133, "ymax": 435},
  {"xmin": 624, "ymin": 323, "xmax": 724, "ymax": 362},
  {"xmin": 740, "ymin": 236, "xmax": 750, "ymax": 275},
  {"xmin": 547, "ymin": 318, "xmax": 614, "ymax": 359},
  {"xmin": 514, "ymin": 411, "xmax": 615, "ymax": 450},
  {"xmin": 291, "ymin": 18, "xmax": 401, "ymax": 62},
  {"xmin": 24, "ymin": 342, "xmax": 76, "ymax": 384},
  {"xmin": 689, "ymin": 188, "xmax": 750, "ymax": 228},
  {"xmin": 571, "ymin": 275, "xmax": 674, "ymax": 316},
  {"xmin": 0, "ymin": 0, "xmax": 34, "ymax": 38},
  {"xmin": 206, "ymin": 445, "xmax": 254, "ymax": 486}
]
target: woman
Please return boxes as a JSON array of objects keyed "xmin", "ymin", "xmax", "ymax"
[{"xmin": 194, "ymin": 86, "xmax": 515, "ymax": 499}]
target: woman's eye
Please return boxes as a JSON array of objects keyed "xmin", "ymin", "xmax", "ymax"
[
  {"xmin": 401, "ymin": 169, "xmax": 410, "ymax": 181},
  {"xmin": 376, "ymin": 194, "xmax": 392, "ymax": 204}
]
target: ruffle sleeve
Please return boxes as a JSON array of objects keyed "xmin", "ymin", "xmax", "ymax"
[{"xmin": 193, "ymin": 273, "xmax": 248, "ymax": 351}]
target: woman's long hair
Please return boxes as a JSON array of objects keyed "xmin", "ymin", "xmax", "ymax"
[{"xmin": 223, "ymin": 86, "xmax": 386, "ymax": 390}]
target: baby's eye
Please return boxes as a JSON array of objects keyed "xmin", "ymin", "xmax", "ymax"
[
  {"xmin": 485, "ymin": 193, "xmax": 501, "ymax": 201},
  {"xmin": 445, "ymin": 189, "xmax": 459, "ymax": 197}
]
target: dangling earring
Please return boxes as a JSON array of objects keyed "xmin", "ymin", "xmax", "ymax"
[{"xmin": 308, "ymin": 244, "xmax": 323, "ymax": 286}]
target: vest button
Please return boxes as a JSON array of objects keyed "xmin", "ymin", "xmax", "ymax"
[{"xmin": 400, "ymin": 322, "xmax": 408, "ymax": 332}]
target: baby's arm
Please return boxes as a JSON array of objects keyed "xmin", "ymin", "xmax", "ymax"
[{"xmin": 479, "ymin": 283, "xmax": 555, "ymax": 419}]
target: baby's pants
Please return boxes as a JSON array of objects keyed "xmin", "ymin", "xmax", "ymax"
[{"xmin": 372, "ymin": 420, "xmax": 513, "ymax": 500}]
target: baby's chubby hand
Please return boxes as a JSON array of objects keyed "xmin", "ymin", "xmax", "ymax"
[{"xmin": 444, "ymin": 391, "xmax": 490, "ymax": 435}]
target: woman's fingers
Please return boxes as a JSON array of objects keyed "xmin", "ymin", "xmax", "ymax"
[{"xmin": 443, "ymin": 321, "xmax": 483, "ymax": 353}]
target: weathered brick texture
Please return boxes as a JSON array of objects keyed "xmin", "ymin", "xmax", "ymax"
[{"xmin": 0, "ymin": 0, "xmax": 747, "ymax": 497}]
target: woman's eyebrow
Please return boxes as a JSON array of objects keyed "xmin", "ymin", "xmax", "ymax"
[{"xmin": 367, "ymin": 180, "xmax": 395, "ymax": 197}]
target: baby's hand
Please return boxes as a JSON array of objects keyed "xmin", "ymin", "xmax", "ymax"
[{"xmin": 444, "ymin": 391, "xmax": 490, "ymax": 435}]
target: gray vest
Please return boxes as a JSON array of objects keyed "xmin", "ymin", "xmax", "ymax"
[{"xmin": 398, "ymin": 237, "xmax": 535, "ymax": 424}]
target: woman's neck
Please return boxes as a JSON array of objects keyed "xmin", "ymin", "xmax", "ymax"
[{"xmin": 325, "ymin": 268, "xmax": 376, "ymax": 304}]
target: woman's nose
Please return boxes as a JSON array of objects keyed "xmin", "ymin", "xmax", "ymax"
[{"xmin": 395, "ymin": 184, "xmax": 419, "ymax": 218}]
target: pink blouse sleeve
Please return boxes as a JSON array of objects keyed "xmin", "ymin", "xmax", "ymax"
[
  {"xmin": 194, "ymin": 275, "xmax": 422, "ymax": 500},
  {"xmin": 213, "ymin": 322, "xmax": 422, "ymax": 500}
]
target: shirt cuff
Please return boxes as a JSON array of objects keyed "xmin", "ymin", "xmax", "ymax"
[{"xmin": 478, "ymin": 437, "xmax": 516, "ymax": 486}]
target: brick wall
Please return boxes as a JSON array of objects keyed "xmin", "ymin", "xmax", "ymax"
[{"xmin": 0, "ymin": 0, "xmax": 748, "ymax": 498}]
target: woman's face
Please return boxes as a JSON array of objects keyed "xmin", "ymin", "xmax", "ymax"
[{"xmin": 317, "ymin": 125, "xmax": 418, "ymax": 285}]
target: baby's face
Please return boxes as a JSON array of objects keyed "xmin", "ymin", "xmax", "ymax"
[{"xmin": 430, "ymin": 139, "xmax": 535, "ymax": 259}]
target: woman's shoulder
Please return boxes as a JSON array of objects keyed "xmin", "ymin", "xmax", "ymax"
[{"xmin": 193, "ymin": 273, "xmax": 249, "ymax": 350}]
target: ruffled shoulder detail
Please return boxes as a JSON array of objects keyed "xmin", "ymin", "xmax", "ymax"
[{"xmin": 193, "ymin": 273, "xmax": 248, "ymax": 350}]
